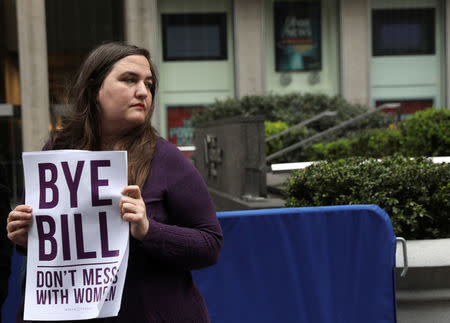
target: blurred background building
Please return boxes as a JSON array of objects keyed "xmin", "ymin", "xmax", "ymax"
[{"xmin": 0, "ymin": 0, "xmax": 448, "ymax": 201}]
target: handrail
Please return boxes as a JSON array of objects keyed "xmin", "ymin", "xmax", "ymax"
[
  {"xmin": 265, "ymin": 102, "xmax": 400, "ymax": 163},
  {"xmin": 396, "ymin": 237, "xmax": 408, "ymax": 277},
  {"xmin": 265, "ymin": 110, "xmax": 337, "ymax": 143}
]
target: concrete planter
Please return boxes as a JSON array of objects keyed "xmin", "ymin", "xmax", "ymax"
[{"xmin": 395, "ymin": 238, "xmax": 450, "ymax": 323}]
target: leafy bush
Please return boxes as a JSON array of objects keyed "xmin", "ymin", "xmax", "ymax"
[
  {"xmin": 285, "ymin": 155, "xmax": 450, "ymax": 239},
  {"xmin": 192, "ymin": 93, "xmax": 393, "ymax": 161},
  {"xmin": 192, "ymin": 93, "xmax": 392, "ymax": 131},
  {"xmin": 402, "ymin": 108, "xmax": 450, "ymax": 156},
  {"xmin": 305, "ymin": 128, "xmax": 403, "ymax": 160},
  {"xmin": 304, "ymin": 108, "xmax": 450, "ymax": 161},
  {"xmin": 304, "ymin": 138, "xmax": 353, "ymax": 161},
  {"xmin": 265, "ymin": 121, "xmax": 289, "ymax": 158}
]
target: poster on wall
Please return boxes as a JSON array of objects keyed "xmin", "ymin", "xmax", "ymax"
[
  {"xmin": 274, "ymin": 2, "xmax": 322, "ymax": 71},
  {"xmin": 167, "ymin": 106, "xmax": 204, "ymax": 147}
]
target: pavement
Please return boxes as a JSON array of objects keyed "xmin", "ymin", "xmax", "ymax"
[{"xmin": 266, "ymin": 171, "xmax": 290, "ymax": 197}]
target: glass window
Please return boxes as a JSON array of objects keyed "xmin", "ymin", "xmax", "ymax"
[
  {"xmin": 372, "ymin": 8, "xmax": 435, "ymax": 56},
  {"xmin": 0, "ymin": 0, "xmax": 20, "ymax": 105},
  {"xmin": 46, "ymin": 0, "xmax": 124, "ymax": 106},
  {"xmin": 162, "ymin": 13, "xmax": 227, "ymax": 61},
  {"xmin": 0, "ymin": 0, "xmax": 22, "ymax": 202},
  {"xmin": 46, "ymin": 0, "xmax": 123, "ymax": 53}
]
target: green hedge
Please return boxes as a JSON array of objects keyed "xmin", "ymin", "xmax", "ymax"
[
  {"xmin": 285, "ymin": 155, "xmax": 450, "ymax": 239},
  {"xmin": 192, "ymin": 93, "xmax": 392, "ymax": 161},
  {"xmin": 402, "ymin": 108, "xmax": 450, "ymax": 157},
  {"xmin": 265, "ymin": 121, "xmax": 289, "ymax": 158},
  {"xmin": 305, "ymin": 108, "xmax": 450, "ymax": 160},
  {"xmin": 192, "ymin": 93, "xmax": 391, "ymax": 131},
  {"xmin": 304, "ymin": 128, "xmax": 404, "ymax": 160}
]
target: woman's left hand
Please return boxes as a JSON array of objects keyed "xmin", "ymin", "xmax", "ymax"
[{"xmin": 119, "ymin": 185, "xmax": 149, "ymax": 241}]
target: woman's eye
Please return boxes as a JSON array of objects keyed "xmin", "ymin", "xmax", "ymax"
[
  {"xmin": 145, "ymin": 82, "xmax": 153, "ymax": 90},
  {"xmin": 123, "ymin": 78, "xmax": 135, "ymax": 83}
]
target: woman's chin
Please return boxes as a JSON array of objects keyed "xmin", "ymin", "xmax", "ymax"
[{"xmin": 127, "ymin": 113, "xmax": 146, "ymax": 125}]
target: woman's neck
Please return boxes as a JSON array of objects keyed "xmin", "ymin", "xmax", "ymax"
[{"xmin": 100, "ymin": 136, "xmax": 118, "ymax": 151}]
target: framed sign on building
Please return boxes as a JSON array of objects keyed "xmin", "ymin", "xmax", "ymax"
[
  {"xmin": 274, "ymin": 2, "xmax": 322, "ymax": 72},
  {"xmin": 167, "ymin": 106, "xmax": 204, "ymax": 159}
]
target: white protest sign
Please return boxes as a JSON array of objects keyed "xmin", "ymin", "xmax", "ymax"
[{"xmin": 22, "ymin": 150, "xmax": 129, "ymax": 321}]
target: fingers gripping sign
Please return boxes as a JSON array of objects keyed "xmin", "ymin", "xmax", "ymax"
[
  {"xmin": 120, "ymin": 185, "xmax": 149, "ymax": 241},
  {"xmin": 7, "ymin": 204, "xmax": 33, "ymax": 247}
]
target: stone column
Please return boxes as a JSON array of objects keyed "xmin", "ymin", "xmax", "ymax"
[
  {"xmin": 124, "ymin": 0, "xmax": 161, "ymax": 132},
  {"xmin": 233, "ymin": 0, "xmax": 264, "ymax": 97},
  {"xmin": 16, "ymin": 0, "xmax": 50, "ymax": 151},
  {"xmin": 339, "ymin": 0, "xmax": 370, "ymax": 105}
]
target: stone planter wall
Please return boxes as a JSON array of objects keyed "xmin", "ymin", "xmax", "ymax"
[
  {"xmin": 193, "ymin": 116, "xmax": 284, "ymax": 211},
  {"xmin": 395, "ymin": 238, "xmax": 450, "ymax": 322}
]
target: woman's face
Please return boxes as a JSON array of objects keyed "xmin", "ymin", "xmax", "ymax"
[{"xmin": 97, "ymin": 55, "xmax": 153, "ymax": 138}]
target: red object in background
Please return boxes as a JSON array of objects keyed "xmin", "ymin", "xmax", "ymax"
[
  {"xmin": 376, "ymin": 99, "xmax": 433, "ymax": 117},
  {"xmin": 167, "ymin": 106, "xmax": 204, "ymax": 161},
  {"xmin": 167, "ymin": 106, "xmax": 204, "ymax": 145},
  {"xmin": 179, "ymin": 149, "xmax": 195, "ymax": 160}
]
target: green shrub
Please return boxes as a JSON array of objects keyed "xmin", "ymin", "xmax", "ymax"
[
  {"xmin": 265, "ymin": 121, "xmax": 289, "ymax": 157},
  {"xmin": 192, "ymin": 93, "xmax": 392, "ymax": 131},
  {"xmin": 303, "ymin": 108, "xmax": 450, "ymax": 161},
  {"xmin": 305, "ymin": 128, "xmax": 403, "ymax": 160},
  {"xmin": 265, "ymin": 121, "xmax": 308, "ymax": 163},
  {"xmin": 356, "ymin": 127, "xmax": 403, "ymax": 157},
  {"xmin": 285, "ymin": 155, "xmax": 450, "ymax": 239},
  {"xmin": 192, "ymin": 93, "xmax": 393, "ymax": 162},
  {"xmin": 304, "ymin": 138, "xmax": 354, "ymax": 161},
  {"xmin": 401, "ymin": 108, "xmax": 450, "ymax": 157}
]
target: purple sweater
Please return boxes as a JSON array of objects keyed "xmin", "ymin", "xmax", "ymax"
[{"xmin": 17, "ymin": 138, "xmax": 223, "ymax": 323}]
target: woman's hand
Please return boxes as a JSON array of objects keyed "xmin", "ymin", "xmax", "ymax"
[
  {"xmin": 119, "ymin": 185, "xmax": 149, "ymax": 241},
  {"xmin": 7, "ymin": 204, "xmax": 33, "ymax": 247}
]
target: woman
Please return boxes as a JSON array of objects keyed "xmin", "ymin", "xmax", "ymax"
[{"xmin": 7, "ymin": 42, "xmax": 223, "ymax": 322}]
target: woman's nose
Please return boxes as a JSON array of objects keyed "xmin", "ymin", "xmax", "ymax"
[{"xmin": 135, "ymin": 81, "xmax": 148, "ymax": 98}]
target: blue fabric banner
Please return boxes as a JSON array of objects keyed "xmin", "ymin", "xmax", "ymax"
[{"xmin": 193, "ymin": 205, "xmax": 397, "ymax": 323}]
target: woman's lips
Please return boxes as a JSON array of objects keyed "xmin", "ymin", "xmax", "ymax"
[{"xmin": 132, "ymin": 104, "xmax": 145, "ymax": 110}]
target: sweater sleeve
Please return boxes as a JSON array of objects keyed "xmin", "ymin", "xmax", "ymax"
[{"xmin": 138, "ymin": 140, "xmax": 223, "ymax": 270}]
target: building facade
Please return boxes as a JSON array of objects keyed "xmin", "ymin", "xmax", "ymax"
[{"xmin": 1, "ymin": 0, "xmax": 449, "ymax": 200}]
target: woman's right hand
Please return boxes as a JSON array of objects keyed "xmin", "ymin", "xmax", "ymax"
[{"xmin": 7, "ymin": 204, "xmax": 33, "ymax": 248}]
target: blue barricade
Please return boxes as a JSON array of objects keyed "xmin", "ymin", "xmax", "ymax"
[
  {"xmin": 4, "ymin": 205, "xmax": 397, "ymax": 322},
  {"xmin": 193, "ymin": 205, "xmax": 397, "ymax": 323}
]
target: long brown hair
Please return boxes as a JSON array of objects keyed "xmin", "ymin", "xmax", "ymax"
[{"xmin": 50, "ymin": 42, "xmax": 159, "ymax": 188}]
